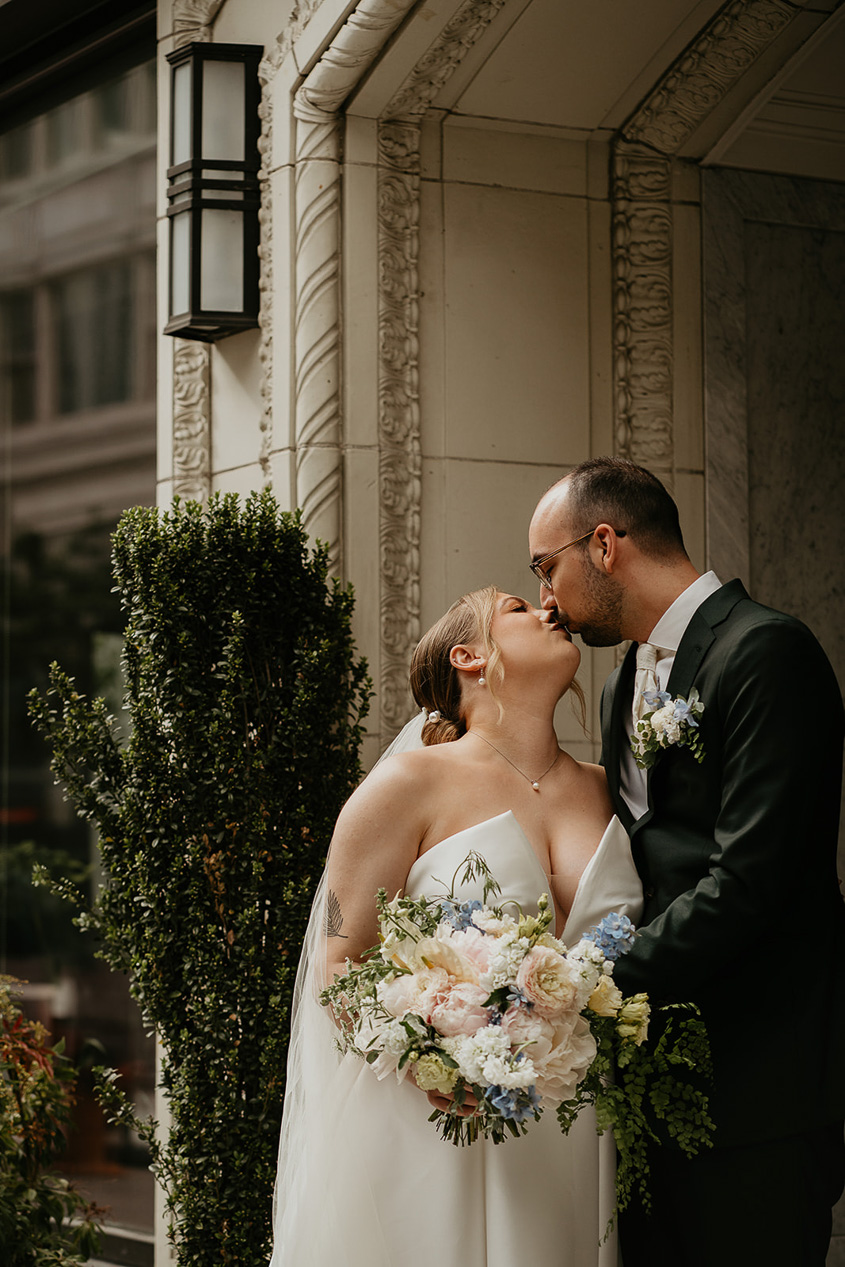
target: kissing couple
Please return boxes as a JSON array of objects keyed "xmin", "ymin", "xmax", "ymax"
[{"xmin": 270, "ymin": 456, "xmax": 845, "ymax": 1267}]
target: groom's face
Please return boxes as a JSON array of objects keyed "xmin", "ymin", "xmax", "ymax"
[{"xmin": 529, "ymin": 487, "xmax": 625, "ymax": 647}]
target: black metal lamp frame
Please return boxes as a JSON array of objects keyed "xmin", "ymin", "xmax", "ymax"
[{"xmin": 164, "ymin": 41, "xmax": 263, "ymax": 342}]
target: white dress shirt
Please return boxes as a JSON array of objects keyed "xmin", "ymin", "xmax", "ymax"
[{"xmin": 619, "ymin": 571, "xmax": 723, "ymax": 820}]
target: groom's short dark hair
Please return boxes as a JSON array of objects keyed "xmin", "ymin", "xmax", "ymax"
[{"xmin": 564, "ymin": 457, "xmax": 687, "ymax": 558}]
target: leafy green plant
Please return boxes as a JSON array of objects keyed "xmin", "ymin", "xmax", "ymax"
[
  {"xmin": 0, "ymin": 976, "xmax": 102, "ymax": 1266},
  {"xmin": 28, "ymin": 492, "xmax": 372, "ymax": 1265}
]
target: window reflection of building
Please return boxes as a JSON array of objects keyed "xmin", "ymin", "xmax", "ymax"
[{"xmin": 0, "ymin": 8, "xmax": 157, "ymax": 1259}]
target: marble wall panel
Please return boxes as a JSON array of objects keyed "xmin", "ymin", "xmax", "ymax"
[
  {"xmin": 702, "ymin": 168, "xmax": 845, "ymax": 680},
  {"xmin": 744, "ymin": 220, "xmax": 845, "ymax": 683},
  {"xmin": 702, "ymin": 166, "xmax": 845, "ymax": 882}
]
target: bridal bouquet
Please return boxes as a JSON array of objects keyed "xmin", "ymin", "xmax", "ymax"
[{"xmin": 320, "ymin": 854, "xmax": 713, "ymax": 1208}]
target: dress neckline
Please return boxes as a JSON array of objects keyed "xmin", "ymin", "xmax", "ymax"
[{"xmin": 405, "ymin": 811, "xmax": 622, "ymax": 941}]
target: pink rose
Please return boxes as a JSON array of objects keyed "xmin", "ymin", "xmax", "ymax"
[
  {"xmin": 516, "ymin": 946, "xmax": 579, "ymax": 1019},
  {"xmin": 532, "ymin": 1013, "xmax": 596, "ymax": 1108},
  {"xmin": 378, "ymin": 967, "xmax": 450, "ymax": 1023},
  {"xmin": 455, "ymin": 927, "xmax": 494, "ymax": 976},
  {"xmin": 429, "ymin": 982, "xmax": 491, "ymax": 1037},
  {"xmin": 501, "ymin": 1007, "xmax": 555, "ymax": 1055}
]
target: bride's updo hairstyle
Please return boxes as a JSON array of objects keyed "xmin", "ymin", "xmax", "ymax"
[{"xmin": 410, "ymin": 586, "xmax": 501, "ymax": 746}]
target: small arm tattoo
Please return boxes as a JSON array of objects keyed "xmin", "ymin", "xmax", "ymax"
[{"xmin": 325, "ymin": 889, "xmax": 348, "ymax": 938}]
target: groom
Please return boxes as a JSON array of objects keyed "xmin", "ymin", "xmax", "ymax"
[{"xmin": 529, "ymin": 457, "xmax": 845, "ymax": 1266}]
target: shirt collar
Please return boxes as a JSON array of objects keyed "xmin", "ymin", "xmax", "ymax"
[{"xmin": 646, "ymin": 571, "xmax": 722, "ymax": 654}]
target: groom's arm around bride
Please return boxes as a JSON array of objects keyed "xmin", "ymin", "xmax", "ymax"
[{"xmin": 529, "ymin": 457, "xmax": 845, "ymax": 1267}]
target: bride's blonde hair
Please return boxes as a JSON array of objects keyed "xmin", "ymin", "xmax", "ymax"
[
  {"xmin": 410, "ymin": 585, "xmax": 585, "ymax": 745},
  {"xmin": 410, "ymin": 587, "xmax": 500, "ymax": 745}
]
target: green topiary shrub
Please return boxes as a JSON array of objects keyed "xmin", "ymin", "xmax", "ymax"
[
  {"xmin": 0, "ymin": 976, "xmax": 102, "ymax": 1266},
  {"xmin": 28, "ymin": 492, "xmax": 372, "ymax": 1265}
]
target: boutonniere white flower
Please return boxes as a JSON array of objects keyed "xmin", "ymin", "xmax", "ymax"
[{"xmin": 630, "ymin": 688, "xmax": 705, "ymax": 770}]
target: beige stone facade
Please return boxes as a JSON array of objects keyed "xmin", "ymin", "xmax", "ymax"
[
  {"xmin": 153, "ymin": 6, "xmax": 845, "ymax": 1261},
  {"xmin": 156, "ymin": 0, "xmax": 845, "ymax": 766}
]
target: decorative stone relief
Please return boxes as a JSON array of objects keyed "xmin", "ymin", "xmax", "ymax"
[
  {"xmin": 284, "ymin": 0, "xmax": 421, "ymax": 572},
  {"xmin": 256, "ymin": 87, "xmax": 274, "ymax": 485},
  {"xmin": 386, "ymin": 0, "xmax": 509, "ymax": 121},
  {"xmin": 623, "ymin": 0, "xmax": 800, "ymax": 155},
  {"xmin": 611, "ymin": 148, "xmax": 674, "ymax": 465},
  {"xmin": 292, "ymin": 111, "xmax": 343, "ymax": 570},
  {"xmin": 377, "ymin": 120, "xmax": 422, "ymax": 736},
  {"xmin": 610, "ymin": 0, "xmax": 808, "ymax": 470},
  {"xmin": 376, "ymin": 0, "xmax": 510, "ymax": 743},
  {"xmin": 172, "ymin": 338, "xmax": 212, "ymax": 501},
  {"xmin": 172, "ymin": 0, "xmax": 228, "ymax": 48}
]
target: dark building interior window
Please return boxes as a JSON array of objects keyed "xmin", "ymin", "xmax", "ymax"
[{"xmin": 1, "ymin": 5, "xmax": 158, "ymax": 1258}]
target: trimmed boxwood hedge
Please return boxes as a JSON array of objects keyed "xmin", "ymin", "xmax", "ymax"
[{"xmin": 29, "ymin": 492, "xmax": 371, "ymax": 1265}]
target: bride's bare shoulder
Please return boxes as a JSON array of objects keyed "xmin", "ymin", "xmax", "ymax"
[{"xmin": 339, "ymin": 743, "xmax": 457, "ymax": 823}]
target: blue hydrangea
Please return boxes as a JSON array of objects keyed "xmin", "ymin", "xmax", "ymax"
[
  {"xmin": 440, "ymin": 898, "xmax": 484, "ymax": 931},
  {"xmin": 583, "ymin": 912, "xmax": 636, "ymax": 961},
  {"xmin": 672, "ymin": 697, "xmax": 699, "ymax": 727},
  {"xmin": 505, "ymin": 986, "xmax": 534, "ymax": 1011},
  {"xmin": 487, "ymin": 1084, "xmax": 542, "ymax": 1123},
  {"xmin": 643, "ymin": 689, "xmax": 671, "ymax": 710}
]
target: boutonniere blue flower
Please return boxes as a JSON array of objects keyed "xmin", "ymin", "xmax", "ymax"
[{"xmin": 631, "ymin": 688, "xmax": 705, "ymax": 770}]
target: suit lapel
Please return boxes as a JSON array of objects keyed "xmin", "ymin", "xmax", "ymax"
[
  {"xmin": 637, "ymin": 580, "xmax": 749, "ymax": 829},
  {"xmin": 666, "ymin": 578, "xmax": 748, "ymax": 699}
]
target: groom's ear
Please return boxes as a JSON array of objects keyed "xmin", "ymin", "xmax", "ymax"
[
  {"xmin": 450, "ymin": 644, "xmax": 484, "ymax": 673},
  {"xmin": 593, "ymin": 523, "xmax": 621, "ymax": 573}
]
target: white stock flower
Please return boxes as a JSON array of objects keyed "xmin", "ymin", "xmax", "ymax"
[
  {"xmin": 481, "ymin": 931, "xmax": 531, "ymax": 990},
  {"xmin": 442, "ymin": 1027, "xmax": 536, "ymax": 1091}
]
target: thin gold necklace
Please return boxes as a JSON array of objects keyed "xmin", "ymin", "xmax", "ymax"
[{"xmin": 470, "ymin": 732, "xmax": 561, "ymax": 792}]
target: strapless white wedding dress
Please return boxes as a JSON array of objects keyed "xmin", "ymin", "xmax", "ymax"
[{"xmin": 270, "ymin": 812, "xmax": 642, "ymax": 1267}]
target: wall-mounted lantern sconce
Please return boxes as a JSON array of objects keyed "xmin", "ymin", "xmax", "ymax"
[{"xmin": 164, "ymin": 42, "xmax": 263, "ymax": 342}]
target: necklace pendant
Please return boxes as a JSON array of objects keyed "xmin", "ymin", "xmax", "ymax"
[{"xmin": 532, "ymin": 781, "xmax": 540, "ymax": 791}]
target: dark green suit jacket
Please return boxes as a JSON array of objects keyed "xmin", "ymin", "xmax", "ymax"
[{"xmin": 605, "ymin": 580, "xmax": 845, "ymax": 1146}]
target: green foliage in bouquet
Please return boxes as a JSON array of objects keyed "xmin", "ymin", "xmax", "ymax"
[
  {"xmin": 557, "ymin": 1000, "xmax": 714, "ymax": 1215},
  {"xmin": 0, "ymin": 976, "xmax": 102, "ymax": 1266},
  {"xmin": 27, "ymin": 492, "xmax": 371, "ymax": 1266}
]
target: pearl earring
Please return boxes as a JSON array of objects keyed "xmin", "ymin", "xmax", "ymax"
[{"xmin": 478, "ymin": 671, "xmax": 486, "ymax": 686}]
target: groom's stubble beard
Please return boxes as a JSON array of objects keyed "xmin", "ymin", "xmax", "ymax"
[{"xmin": 567, "ymin": 552, "xmax": 624, "ymax": 647}]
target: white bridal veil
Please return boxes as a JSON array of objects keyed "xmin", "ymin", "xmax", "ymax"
[{"xmin": 268, "ymin": 712, "xmax": 426, "ymax": 1265}]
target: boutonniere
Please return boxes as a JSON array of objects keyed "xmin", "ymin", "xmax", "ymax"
[{"xmin": 630, "ymin": 688, "xmax": 705, "ymax": 770}]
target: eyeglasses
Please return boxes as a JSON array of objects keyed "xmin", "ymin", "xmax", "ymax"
[{"xmin": 529, "ymin": 527, "xmax": 626, "ymax": 591}]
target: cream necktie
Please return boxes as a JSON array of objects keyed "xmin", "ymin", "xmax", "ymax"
[{"xmin": 632, "ymin": 642, "xmax": 663, "ymax": 723}]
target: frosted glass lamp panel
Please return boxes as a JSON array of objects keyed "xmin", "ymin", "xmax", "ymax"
[
  {"xmin": 200, "ymin": 209, "xmax": 242, "ymax": 311},
  {"xmin": 171, "ymin": 212, "xmax": 190, "ymax": 315},
  {"xmin": 201, "ymin": 61, "xmax": 244, "ymax": 161},
  {"xmin": 172, "ymin": 62, "xmax": 192, "ymax": 166}
]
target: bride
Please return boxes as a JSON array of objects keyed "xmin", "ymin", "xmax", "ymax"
[{"xmin": 270, "ymin": 585, "xmax": 642, "ymax": 1266}]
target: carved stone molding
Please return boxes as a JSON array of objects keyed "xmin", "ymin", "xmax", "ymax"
[
  {"xmin": 611, "ymin": 147, "xmax": 674, "ymax": 465},
  {"xmin": 610, "ymin": 0, "xmax": 808, "ymax": 469},
  {"xmin": 256, "ymin": 89, "xmax": 274, "ymax": 484},
  {"xmin": 292, "ymin": 112, "xmax": 343, "ymax": 570},
  {"xmin": 376, "ymin": 0, "xmax": 510, "ymax": 744},
  {"xmin": 172, "ymin": 339, "xmax": 212, "ymax": 501},
  {"xmin": 377, "ymin": 120, "xmax": 421, "ymax": 736},
  {"xmin": 386, "ymin": 0, "xmax": 508, "ymax": 120},
  {"xmin": 172, "ymin": 0, "xmax": 228, "ymax": 48},
  {"xmin": 285, "ymin": 0, "xmax": 420, "ymax": 573},
  {"xmin": 623, "ymin": 0, "xmax": 801, "ymax": 156}
]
